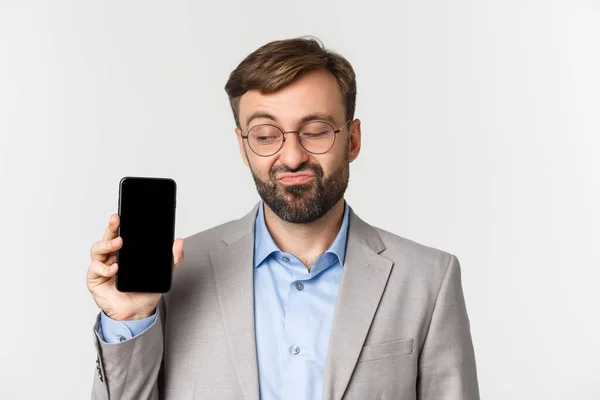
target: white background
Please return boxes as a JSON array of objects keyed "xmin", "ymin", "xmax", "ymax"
[{"xmin": 1, "ymin": 0, "xmax": 598, "ymax": 399}]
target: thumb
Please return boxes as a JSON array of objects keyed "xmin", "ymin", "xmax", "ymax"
[{"xmin": 172, "ymin": 238, "xmax": 185, "ymax": 273}]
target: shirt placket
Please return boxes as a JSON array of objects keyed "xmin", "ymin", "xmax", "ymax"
[{"xmin": 281, "ymin": 255, "xmax": 311, "ymax": 399}]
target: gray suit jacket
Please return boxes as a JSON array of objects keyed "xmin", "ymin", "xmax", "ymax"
[{"xmin": 92, "ymin": 203, "xmax": 480, "ymax": 399}]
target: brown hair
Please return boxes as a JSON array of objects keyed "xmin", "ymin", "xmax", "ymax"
[{"xmin": 224, "ymin": 36, "xmax": 357, "ymax": 128}]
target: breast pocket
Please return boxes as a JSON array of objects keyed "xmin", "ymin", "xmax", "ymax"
[{"xmin": 358, "ymin": 338, "xmax": 414, "ymax": 363}]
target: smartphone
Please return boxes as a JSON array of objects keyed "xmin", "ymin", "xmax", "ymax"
[{"xmin": 116, "ymin": 176, "xmax": 177, "ymax": 293}]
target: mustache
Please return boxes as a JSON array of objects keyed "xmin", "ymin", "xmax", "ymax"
[{"xmin": 269, "ymin": 162, "xmax": 324, "ymax": 179}]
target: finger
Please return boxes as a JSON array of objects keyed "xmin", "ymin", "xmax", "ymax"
[
  {"xmin": 90, "ymin": 237, "xmax": 123, "ymax": 262},
  {"xmin": 172, "ymin": 238, "xmax": 185, "ymax": 272},
  {"xmin": 87, "ymin": 260, "xmax": 118, "ymax": 281},
  {"xmin": 102, "ymin": 214, "xmax": 120, "ymax": 242},
  {"xmin": 105, "ymin": 253, "xmax": 117, "ymax": 266}
]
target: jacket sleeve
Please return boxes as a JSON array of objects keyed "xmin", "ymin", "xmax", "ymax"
[
  {"xmin": 91, "ymin": 296, "xmax": 167, "ymax": 400},
  {"xmin": 417, "ymin": 254, "xmax": 480, "ymax": 399},
  {"xmin": 98, "ymin": 309, "xmax": 157, "ymax": 343}
]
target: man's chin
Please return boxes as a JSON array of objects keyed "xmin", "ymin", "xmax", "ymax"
[
  {"xmin": 269, "ymin": 193, "xmax": 317, "ymax": 217},
  {"xmin": 278, "ymin": 182, "xmax": 315, "ymax": 197},
  {"xmin": 277, "ymin": 196, "xmax": 314, "ymax": 211}
]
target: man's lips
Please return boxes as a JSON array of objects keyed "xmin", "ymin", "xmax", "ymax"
[{"xmin": 276, "ymin": 172, "xmax": 315, "ymax": 185}]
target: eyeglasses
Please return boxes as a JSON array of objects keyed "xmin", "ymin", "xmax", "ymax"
[{"xmin": 240, "ymin": 119, "xmax": 351, "ymax": 157}]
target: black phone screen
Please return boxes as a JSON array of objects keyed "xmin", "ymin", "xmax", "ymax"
[{"xmin": 116, "ymin": 177, "xmax": 176, "ymax": 293}]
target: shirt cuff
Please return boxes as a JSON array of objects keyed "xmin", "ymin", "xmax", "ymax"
[{"xmin": 97, "ymin": 309, "xmax": 157, "ymax": 344}]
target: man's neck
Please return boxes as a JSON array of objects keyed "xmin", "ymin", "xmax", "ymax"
[{"xmin": 263, "ymin": 199, "xmax": 346, "ymax": 270}]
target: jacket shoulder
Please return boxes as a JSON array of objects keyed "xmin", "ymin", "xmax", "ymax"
[
  {"xmin": 183, "ymin": 219, "xmax": 238, "ymax": 251},
  {"xmin": 372, "ymin": 225, "xmax": 456, "ymax": 278},
  {"xmin": 169, "ymin": 217, "xmax": 249, "ymax": 298}
]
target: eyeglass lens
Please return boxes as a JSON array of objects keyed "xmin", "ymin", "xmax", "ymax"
[{"xmin": 247, "ymin": 121, "xmax": 335, "ymax": 156}]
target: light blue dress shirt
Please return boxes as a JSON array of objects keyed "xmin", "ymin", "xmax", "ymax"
[
  {"xmin": 98, "ymin": 201, "xmax": 350, "ymax": 400},
  {"xmin": 253, "ymin": 201, "xmax": 349, "ymax": 399}
]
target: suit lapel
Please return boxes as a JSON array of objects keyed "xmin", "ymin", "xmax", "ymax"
[
  {"xmin": 210, "ymin": 205, "xmax": 260, "ymax": 400},
  {"xmin": 322, "ymin": 209, "xmax": 394, "ymax": 400}
]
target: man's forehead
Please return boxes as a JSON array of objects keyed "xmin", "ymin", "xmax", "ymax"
[{"xmin": 238, "ymin": 71, "xmax": 345, "ymax": 127}]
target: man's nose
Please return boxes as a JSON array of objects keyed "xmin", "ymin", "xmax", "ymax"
[{"xmin": 278, "ymin": 133, "xmax": 310, "ymax": 170}]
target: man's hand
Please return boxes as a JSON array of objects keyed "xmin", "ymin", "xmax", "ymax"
[{"xmin": 86, "ymin": 213, "xmax": 184, "ymax": 321}]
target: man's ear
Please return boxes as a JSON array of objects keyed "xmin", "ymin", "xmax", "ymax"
[
  {"xmin": 348, "ymin": 118, "xmax": 362, "ymax": 163},
  {"xmin": 235, "ymin": 127, "xmax": 250, "ymax": 167}
]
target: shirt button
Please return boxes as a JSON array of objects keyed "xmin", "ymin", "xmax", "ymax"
[
  {"xmin": 117, "ymin": 335, "xmax": 127, "ymax": 342},
  {"xmin": 295, "ymin": 282, "xmax": 304, "ymax": 291},
  {"xmin": 291, "ymin": 346, "xmax": 300, "ymax": 355},
  {"xmin": 282, "ymin": 256, "xmax": 290, "ymax": 262}
]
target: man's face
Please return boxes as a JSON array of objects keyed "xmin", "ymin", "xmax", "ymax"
[{"xmin": 235, "ymin": 69, "xmax": 361, "ymax": 224}]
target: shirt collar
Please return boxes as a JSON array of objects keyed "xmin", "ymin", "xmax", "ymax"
[{"xmin": 253, "ymin": 200, "xmax": 350, "ymax": 268}]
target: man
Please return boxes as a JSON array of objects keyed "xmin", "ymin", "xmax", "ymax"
[{"xmin": 87, "ymin": 37, "xmax": 480, "ymax": 400}]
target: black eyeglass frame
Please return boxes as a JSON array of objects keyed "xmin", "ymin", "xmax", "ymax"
[{"xmin": 239, "ymin": 119, "xmax": 352, "ymax": 157}]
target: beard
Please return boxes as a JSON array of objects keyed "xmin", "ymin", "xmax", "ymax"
[{"xmin": 250, "ymin": 149, "xmax": 350, "ymax": 224}]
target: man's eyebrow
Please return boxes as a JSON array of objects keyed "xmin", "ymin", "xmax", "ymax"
[
  {"xmin": 244, "ymin": 112, "xmax": 339, "ymax": 128},
  {"xmin": 300, "ymin": 113, "xmax": 338, "ymax": 126},
  {"xmin": 245, "ymin": 112, "xmax": 278, "ymax": 127}
]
